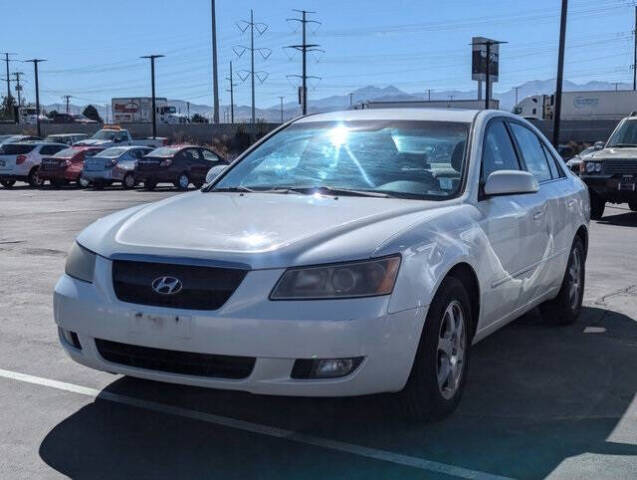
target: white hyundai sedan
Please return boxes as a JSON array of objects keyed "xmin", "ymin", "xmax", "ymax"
[{"xmin": 54, "ymin": 109, "xmax": 589, "ymax": 420}]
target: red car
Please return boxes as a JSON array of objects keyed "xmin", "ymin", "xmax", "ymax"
[{"xmin": 39, "ymin": 146, "xmax": 104, "ymax": 187}]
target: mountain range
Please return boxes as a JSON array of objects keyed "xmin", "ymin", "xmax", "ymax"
[{"xmin": 43, "ymin": 79, "xmax": 633, "ymax": 123}]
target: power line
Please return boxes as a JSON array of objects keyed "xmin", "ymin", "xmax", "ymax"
[
  {"xmin": 285, "ymin": 10, "xmax": 322, "ymax": 115},
  {"xmin": 234, "ymin": 9, "xmax": 270, "ymax": 126}
]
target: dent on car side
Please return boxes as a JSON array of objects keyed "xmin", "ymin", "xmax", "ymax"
[{"xmin": 55, "ymin": 108, "xmax": 589, "ymax": 402}]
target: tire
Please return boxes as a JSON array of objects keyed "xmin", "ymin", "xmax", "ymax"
[
  {"xmin": 78, "ymin": 175, "xmax": 90, "ymax": 188},
  {"xmin": 629, "ymin": 200, "xmax": 637, "ymax": 212},
  {"xmin": 540, "ymin": 236, "xmax": 585, "ymax": 326},
  {"xmin": 143, "ymin": 180, "xmax": 157, "ymax": 191},
  {"xmin": 0, "ymin": 178, "xmax": 16, "ymax": 188},
  {"xmin": 28, "ymin": 167, "xmax": 43, "ymax": 188},
  {"xmin": 399, "ymin": 276, "xmax": 472, "ymax": 421},
  {"xmin": 175, "ymin": 172, "xmax": 190, "ymax": 191},
  {"xmin": 589, "ymin": 191, "xmax": 605, "ymax": 220},
  {"xmin": 122, "ymin": 173, "xmax": 136, "ymax": 190}
]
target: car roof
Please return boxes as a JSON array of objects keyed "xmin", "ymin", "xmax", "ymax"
[
  {"xmin": 295, "ymin": 108, "xmax": 481, "ymax": 124},
  {"xmin": 11, "ymin": 140, "xmax": 66, "ymax": 146},
  {"xmin": 46, "ymin": 133, "xmax": 87, "ymax": 137}
]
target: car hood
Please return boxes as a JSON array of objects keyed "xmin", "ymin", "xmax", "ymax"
[
  {"xmin": 589, "ymin": 147, "xmax": 637, "ymax": 160},
  {"xmin": 77, "ymin": 191, "xmax": 454, "ymax": 269}
]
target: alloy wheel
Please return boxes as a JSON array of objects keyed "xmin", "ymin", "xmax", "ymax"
[
  {"xmin": 568, "ymin": 248, "xmax": 582, "ymax": 311},
  {"xmin": 437, "ymin": 300, "xmax": 466, "ymax": 400}
]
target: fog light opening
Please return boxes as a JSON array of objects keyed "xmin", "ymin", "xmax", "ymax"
[
  {"xmin": 59, "ymin": 328, "xmax": 82, "ymax": 350},
  {"xmin": 291, "ymin": 357, "xmax": 363, "ymax": 379}
]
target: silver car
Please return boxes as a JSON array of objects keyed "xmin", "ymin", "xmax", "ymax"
[{"xmin": 81, "ymin": 146, "xmax": 153, "ymax": 189}]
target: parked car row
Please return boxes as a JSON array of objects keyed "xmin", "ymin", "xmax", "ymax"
[{"xmin": 0, "ymin": 140, "xmax": 227, "ymax": 191}]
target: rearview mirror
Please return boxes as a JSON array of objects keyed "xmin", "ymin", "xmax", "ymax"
[
  {"xmin": 205, "ymin": 164, "xmax": 228, "ymax": 184},
  {"xmin": 484, "ymin": 170, "xmax": 539, "ymax": 196},
  {"xmin": 593, "ymin": 141, "xmax": 604, "ymax": 150}
]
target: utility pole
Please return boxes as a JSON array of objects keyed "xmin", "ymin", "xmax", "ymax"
[
  {"xmin": 234, "ymin": 10, "xmax": 270, "ymax": 128},
  {"xmin": 226, "ymin": 60, "xmax": 237, "ymax": 124},
  {"xmin": 428, "ymin": 89, "xmax": 431, "ymax": 101},
  {"xmin": 140, "ymin": 54, "xmax": 164, "ymax": 139},
  {"xmin": 62, "ymin": 95, "xmax": 72, "ymax": 113},
  {"xmin": 285, "ymin": 10, "xmax": 322, "ymax": 115},
  {"xmin": 278, "ymin": 96, "xmax": 284, "ymax": 122},
  {"xmin": 553, "ymin": 0, "xmax": 568, "ymax": 147},
  {"xmin": 2, "ymin": 53, "xmax": 16, "ymax": 121},
  {"xmin": 187, "ymin": 101, "xmax": 190, "ymax": 119},
  {"xmin": 24, "ymin": 59, "xmax": 45, "ymax": 137},
  {"xmin": 515, "ymin": 86, "xmax": 520, "ymax": 105},
  {"xmin": 12, "ymin": 72, "xmax": 24, "ymax": 108},
  {"xmin": 349, "ymin": 92, "xmax": 353, "ymax": 107},
  {"xmin": 211, "ymin": 0, "xmax": 220, "ymax": 124},
  {"xmin": 633, "ymin": 6, "xmax": 636, "ymax": 91}
]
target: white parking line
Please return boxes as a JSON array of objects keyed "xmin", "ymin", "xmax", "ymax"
[{"xmin": 0, "ymin": 368, "xmax": 514, "ymax": 480}]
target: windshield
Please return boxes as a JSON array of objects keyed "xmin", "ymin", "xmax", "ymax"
[
  {"xmin": 212, "ymin": 121, "xmax": 469, "ymax": 199},
  {"xmin": 1, "ymin": 144, "xmax": 37, "ymax": 155},
  {"xmin": 607, "ymin": 120, "xmax": 637, "ymax": 147},
  {"xmin": 98, "ymin": 147, "xmax": 128, "ymax": 157},
  {"xmin": 92, "ymin": 130, "xmax": 118, "ymax": 140}
]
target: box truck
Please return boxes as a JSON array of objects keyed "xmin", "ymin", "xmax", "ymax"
[{"xmin": 111, "ymin": 97, "xmax": 178, "ymax": 124}]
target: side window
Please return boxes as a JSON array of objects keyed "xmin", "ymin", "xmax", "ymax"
[
  {"xmin": 481, "ymin": 119, "xmax": 520, "ymax": 183},
  {"xmin": 201, "ymin": 149, "xmax": 220, "ymax": 163},
  {"xmin": 509, "ymin": 123, "xmax": 552, "ymax": 183},
  {"xmin": 541, "ymin": 144, "xmax": 563, "ymax": 179},
  {"xmin": 40, "ymin": 145, "xmax": 65, "ymax": 155}
]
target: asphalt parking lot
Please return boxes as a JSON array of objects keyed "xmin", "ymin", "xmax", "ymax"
[{"xmin": 0, "ymin": 185, "xmax": 636, "ymax": 480}]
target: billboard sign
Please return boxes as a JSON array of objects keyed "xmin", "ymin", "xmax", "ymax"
[{"xmin": 472, "ymin": 37, "xmax": 499, "ymax": 83}]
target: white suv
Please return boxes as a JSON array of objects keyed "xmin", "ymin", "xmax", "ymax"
[
  {"xmin": 0, "ymin": 141, "xmax": 68, "ymax": 188},
  {"xmin": 54, "ymin": 109, "xmax": 589, "ymax": 420}
]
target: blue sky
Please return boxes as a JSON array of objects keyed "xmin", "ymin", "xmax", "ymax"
[{"xmin": 4, "ymin": 0, "xmax": 636, "ymax": 110}]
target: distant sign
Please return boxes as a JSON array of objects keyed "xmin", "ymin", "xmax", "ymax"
[{"xmin": 472, "ymin": 36, "xmax": 499, "ymax": 83}]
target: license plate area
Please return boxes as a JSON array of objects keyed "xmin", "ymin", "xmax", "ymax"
[{"xmin": 129, "ymin": 310, "xmax": 192, "ymax": 339}]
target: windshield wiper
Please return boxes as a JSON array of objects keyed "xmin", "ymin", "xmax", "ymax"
[
  {"xmin": 282, "ymin": 185, "xmax": 391, "ymax": 198},
  {"xmin": 211, "ymin": 186, "xmax": 256, "ymax": 193}
]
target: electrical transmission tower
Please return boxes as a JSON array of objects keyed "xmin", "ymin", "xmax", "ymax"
[
  {"xmin": 285, "ymin": 10, "xmax": 322, "ymax": 115},
  {"xmin": 226, "ymin": 61, "xmax": 238, "ymax": 124},
  {"xmin": 234, "ymin": 9, "xmax": 270, "ymax": 127},
  {"xmin": 62, "ymin": 95, "xmax": 73, "ymax": 113}
]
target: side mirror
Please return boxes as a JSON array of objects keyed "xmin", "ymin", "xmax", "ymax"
[
  {"xmin": 205, "ymin": 164, "xmax": 228, "ymax": 184},
  {"xmin": 593, "ymin": 141, "xmax": 604, "ymax": 150},
  {"xmin": 484, "ymin": 170, "xmax": 539, "ymax": 196}
]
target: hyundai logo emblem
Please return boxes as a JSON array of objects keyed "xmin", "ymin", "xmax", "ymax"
[{"xmin": 151, "ymin": 276, "xmax": 183, "ymax": 295}]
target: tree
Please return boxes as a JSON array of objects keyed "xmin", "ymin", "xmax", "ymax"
[
  {"xmin": 82, "ymin": 105, "xmax": 103, "ymax": 123},
  {"xmin": 191, "ymin": 113, "xmax": 209, "ymax": 124},
  {"xmin": 47, "ymin": 110, "xmax": 59, "ymax": 119}
]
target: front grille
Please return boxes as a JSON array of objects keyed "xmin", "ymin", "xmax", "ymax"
[
  {"xmin": 604, "ymin": 160, "xmax": 637, "ymax": 174},
  {"xmin": 112, "ymin": 259, "xmax": 247, "ymax": 310},
  {"xmin": 95, "ymin": 339, "xmax": 255, "ymax": 379}
]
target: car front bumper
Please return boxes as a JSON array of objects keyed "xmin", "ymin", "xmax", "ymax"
[
  {"xmin": 54, "ymin": 256, "xmax": 425, "ymax": 397},
  {"xmin": 582, "ymin": 174, "xmax": 637, "ymax": 202}
]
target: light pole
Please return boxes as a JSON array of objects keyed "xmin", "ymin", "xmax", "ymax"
[{"xmin": 141, "ymin": 54, "xmax": 164, "ymax": 139}]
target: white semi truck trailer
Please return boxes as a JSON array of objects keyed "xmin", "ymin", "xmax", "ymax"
[
  {"xmin": 514, "ymin": 90, "xmax": 637, "ymax": 121},
  {"xmin": 111, "ymin": 97, "xmax": 182, "ymax": 124}
]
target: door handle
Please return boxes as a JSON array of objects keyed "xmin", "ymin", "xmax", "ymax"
[
  {"xmin": 533, "ymin": 210, "xmax": 544, "ymax": 220},
  {"xmin": 567, "ymin": 199, "xmax": 576, "ymax": 208}
]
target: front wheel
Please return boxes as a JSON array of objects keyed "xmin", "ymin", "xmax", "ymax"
[
  {"xmin": 28, "ymin": 167, "xmax": 43, "ymax": 188},
  {"xmin": 0, "ymin": 178, "xmax": 16, "ymax": 188},
  {"xmin": 629, "ymin": 200, "xmax": 637, "ymax": 212},
  {"xmin": 78, "ymin": 175, "xmax": 90, "ymax": 188},
  {"xmin": 589, "ymin": 191, "xmax": 605, "ymax": 220},
  {"xmin": 399, "ymin": 276, "xmax": 472, "ymax": 421},
  {"xmin": 143, "ymin": 180, "xmax": 157, "ymax": 191},
  {"xmin": 540, "ymin": 237, "xmax": 585, "ymax": 325}
]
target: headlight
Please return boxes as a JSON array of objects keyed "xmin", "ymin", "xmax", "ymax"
[
  {"xmin": 270, "ymin": 256, "xmax": 401, "ymax": 300},
  {"xmin": 65, "ymin": 242, "xmax": 96, "ymax": 283},
  {"xmin": 585, "ymin": 162, "xmax": 602, "ymax": 173}
]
